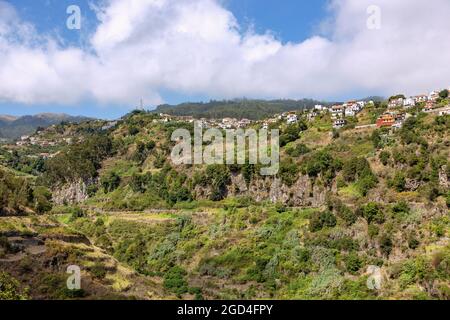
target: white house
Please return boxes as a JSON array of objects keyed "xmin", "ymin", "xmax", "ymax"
[
  {"xmin": 314, "ymin": 104, "xmax": 324, "ymax": 111},
  {"xmin": 357, "ymin": 101, "xmax": 366, "ymax": 108},
  {"xmin": 429, "ymin": 91, "xmax": 440, "ymax": 101},
  {"xmin": 333, "ymin": 119, "xmax": 347, "ymax": 129},
  {"xmin": 287, "ymin": 114, "xmax": 298, "ymax": 124},
  {"xmin": 388, "ymin": 97, "xmax": 404, "ymax": 108},
  {"xmin": 331, "ymin": 105, "xmax": 345, "ymax": 119},
  {"xmin": 345, "ymin": 108, "xmax": 356, "ymax": 117},
  {"xmin": 403, "ymin": 98, "xmax": 416, "ymax": 108},
  {"xmin": 413, "ymin": 95, "xmax": 428, "ymax": 103}
]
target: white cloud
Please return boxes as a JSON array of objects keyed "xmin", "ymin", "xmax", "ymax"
[{"xmin": 0, "ymin": 0, "xmax": 449, "ymax": 107}]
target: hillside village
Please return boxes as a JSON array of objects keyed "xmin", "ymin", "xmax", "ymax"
[
  {"xmin": 156, "ymin": 88, "xmax": 450, "ymax": 132},
  {"xmin": 0, "ymin": 88, "xmax": 449, "ymax": 301}
]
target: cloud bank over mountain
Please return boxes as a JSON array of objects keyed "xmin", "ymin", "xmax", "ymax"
[{"xmin": 0, "ymin": 0, "xmax": 449, "ymax": 107}]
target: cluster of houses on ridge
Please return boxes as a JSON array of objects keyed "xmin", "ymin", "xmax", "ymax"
[
  {"xmin": 157, "ymin": 87, "xmax": 449, "ymax": 132},
  {"xmin": 377, "ymin": 88, "xmax": 450, "ymax": 129},
  {"xmin": 156, "ymin": 114, "xmax": 254, "ymax": 130}
]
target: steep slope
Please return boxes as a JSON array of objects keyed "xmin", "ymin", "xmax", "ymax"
[{"xmin": 0, "ymin": 113, "xmax": 92, "ymax": 140}]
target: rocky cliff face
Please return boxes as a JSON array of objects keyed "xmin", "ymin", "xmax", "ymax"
[
  {"xmin": 52, "ymin": 180, "xmax": 89, "ymax": 205},
  {"xmin": 197, "ymin": 173, "xmax": 327, "ymax": 207}
]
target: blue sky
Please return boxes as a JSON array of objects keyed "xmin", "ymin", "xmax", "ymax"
[
  {"xmin": 0, "ymin": 0, "xmax": 328, "ymax": 119},
  {"xmin": 1, "ymin": 0, "xmax": 449, "ymax": 119}
]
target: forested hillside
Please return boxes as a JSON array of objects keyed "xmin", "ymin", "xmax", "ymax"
[
  {"xmin": 0, "ymin": 108, "xmax": 449, "ymax": 300},
  {"xmin": 154, "ymin": 99, "xmax": 328, "ymax": 120},
  {"xmin": 0, "ymin": 113, "xmax": 90, "ymax": 140}
]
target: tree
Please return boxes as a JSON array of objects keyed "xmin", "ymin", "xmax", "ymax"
[
  {"xmin": 371, "ymin": 130, "xmax": 382, "ymax": 149},
  {"xmin": 362, "ymin": 202, "xmax": 385, "ymax": 224},
  {"xmin": 280, "ymin": 122, "xmax": 307, "ymax": 147},
  {"xmin": 33, "ymin": 186, "xmax": 52, "ymax": 214},
  {"xmin": 101, "ymin": 171, "xmax": 121, "ymax": 193},
  {"xmin": 309, "ymin": 211, "xmax": 337, "ymax": 232},
  {"xmin": 439, "ymin": 89, "xmax": 449, "ymax": 99},
  {"xmin": 279, "ymin": 159, "xmax": 299, "ymax": 186}
]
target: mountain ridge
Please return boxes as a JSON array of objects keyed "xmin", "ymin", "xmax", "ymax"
[{"xmin": 0, "ymin": 113, "xmax": 92, "ymax": 140}]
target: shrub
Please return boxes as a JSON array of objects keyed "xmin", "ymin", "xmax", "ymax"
[
  {"xmin": 279, "ymin": 159, "xmax": 299, "ymax": 186},
  {"xmin": 69, "ymin": 207, "xmax": 87, "ymax": 222},
  {"xmin": 408, "ymin": 233, "xmax": 420, "ymax": 249},
  {"xmin": 128, "ymin": 126, "xmax": 140, "ymax": 136},
  {"xmin": 379, "ymin": 151, "xmax": 390, "ymax": 166},
  {"xmin": 0, "ymin": 272, "xmax": 28, "ymax": 300},
  {"xmin": 309, "ymin": 211, "xmax": 337, "ymax": 232},
  {"xmin": 344, "ymin": 253, "xmax": 362, "ymax": 274},
  {"xmin": 163, "ymin": 266, "xmax": 189, "ymax": 296},
  {"xmin": 201, "ymin": 165, "xmax": 231, "ymax": 201},
  {"xmin": 286, "ymin": 143, "xmax": 310, "ymax": 157},
  {"xmin": 368, "ymin": 224, "xmax": 379, "ymax": 238},
  {"xmin": 362, "ymin": 203, "xmax": 385, "ymax": 224},
  {"xmin": 389, "ymin": 172, "xmax": 406, "ymax": 192},
  {"xmin": 90, "ymin": 264, "xmax": 108, "ymax": 280},
  {"xmin": 101, "ymin": 171, "xmax": 121, "ymax": 193},
  {"xmin": 392, "ymin": 201, "xmax": 410, "ymax": 218},
  {"xmin": 33, "ymin": 186, "xmax": 52, "ymax": 213},
  {"xmin": 379, "ymin": 234, "xmax": 393, "ymax": 256},
  {"xmin": 337, "ymin": 206, "xmax": 357, "ymax": 226}
]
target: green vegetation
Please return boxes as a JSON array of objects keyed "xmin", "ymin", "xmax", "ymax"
[
  {"xmin": 0, "ymin": 106, "xmax": 448, "ymax": 300},
  {"xmin": 0, "ymin": 272, "xmax": 29, "ymax": 300},
  {"xmin": 155, "ymin": 99, "xmax": 327, "ymax": 120}
]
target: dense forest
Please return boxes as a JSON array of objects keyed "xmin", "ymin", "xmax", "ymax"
[{"xmin": 154, "ymin": 99, "xmax": 329, "ymax": 120}]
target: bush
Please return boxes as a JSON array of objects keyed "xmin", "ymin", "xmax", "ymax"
[
  {"xmin": 361, "ymin": 203, "xmax": 385, "ymax": 224},
  {"xmin": 0, "ymin": 272, "xmax": 28, "ymax": 300},
  {"xmin": 199, "ymin": 165, "xmax": 231, "ymax": 201},
  {"xmin": 344, "ymin": 253, "xmax": 362, "ymax": 274},
  {"xmin": 163, "ymin": 266, "xmax": 189, "ymax": 296},
  {"xmin": 90, "ymin": 264, "xmax": 108, "ymax": 280},
  {"xmin": 379, "ymin": 151, "xmax": 390, "ymax": 166},
  {"xmin": 33, "ymin": 186, "xmax": 52, "ymax": 213},
  {"xmin": 128, "ymin": 126, "xmax": 140, "ymax": 136},
  {"xmin": 408, "ymin": 233, "xmax": 420, "ymax": 249},
  {"xmin": 337, "ymin": 206, "xmax": 357, "ymax": 226},
  {"xmin": 389, "ymin": 173, "xmax": 406, "ymax": 192},
  {"xmin": 279, "ymin": 159, "xmax": 299, "ymax": 186},
  {"xmin": 303, "ymin": 150, "xmax": 342, "ymax": 184},
  {"xmin": 286, "ymin": 143, "xmax": 310, "ymax": 157},
  {"xmin": 69, "ymin": 207, "xmax": 87, "ymax": 222},
  {"xmin": 101, "ymin": 171, "xmax": 121, "ymax": 193},
  {"xmin": 280, "ymin": 122, "xmax": 307, "ymax": 147},
  {"xmin": 392, "ymin": 201, "xmax": 410, "ymax": 218},
  {"xmin": 310, "ymin": 211, "xmax": 337, "ymax": 232},
  {"xmin": 379, "ymin": 234, "xmax": 393, "ymax": 256}
]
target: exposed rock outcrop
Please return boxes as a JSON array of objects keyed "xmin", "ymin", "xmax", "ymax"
[
  {"xmin": 52, "ymin": 180, "xmax": 89, "ymax": 205},
  {"xmin": 216, "ymin": 174, "xmax": 327, "ymax": 207}
]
